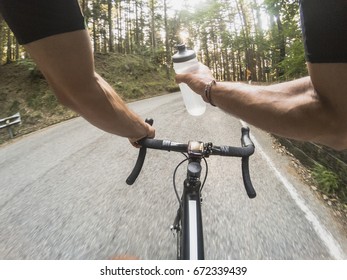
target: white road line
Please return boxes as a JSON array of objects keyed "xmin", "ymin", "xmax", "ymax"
[{"xmin": 240, "ymin": 120, "xmax": 346, "ymax": 260}]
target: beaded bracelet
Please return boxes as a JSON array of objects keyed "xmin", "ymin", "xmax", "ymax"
[{"xmin": 204, "ymin": 80, "xmax": 217, "ymax": 106}]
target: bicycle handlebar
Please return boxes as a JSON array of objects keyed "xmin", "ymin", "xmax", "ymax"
[{"xmin": 126, "ymin": 119, "xmax": 256, "ymax": 199}]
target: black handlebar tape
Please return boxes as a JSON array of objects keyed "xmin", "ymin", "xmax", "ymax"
[
  {"xmin": 139, "ymin": 138, "xmax": 188, "ymax": 152},
  {"xmin": 125, "ymin": 118, "xmax": 153, "ymax": 185},
  {"xmin": 145, "ymin": 118, "xmax": 154, "ymax": 126},
  {"xmin": 215, "ymin": 126, "xmax": 254, "ymax": 157},
  {"xmin": 217, "ymin": 145, "xmax": 254, "ymax": 157},
  {"xmin": 126, "ymin": 146, "xmax": 147, "ymax": 185},
  {"xmin": 240, "ymin": 126, "xmax": 256, "ymax": 198},
  {"xmin": 138, "ymin": 138, "xmax": 168, "ymax": 150},
  {"xmin": 242, "ymin": 156, "xmax": 256, "ymax": 198}
]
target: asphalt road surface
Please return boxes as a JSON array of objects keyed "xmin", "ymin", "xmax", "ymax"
[{"xmin": 1, "ymin": 93, "xmax": 346, "ymax": 260}]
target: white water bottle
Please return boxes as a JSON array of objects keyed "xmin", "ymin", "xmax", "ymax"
[{"xmin": 173, "ymin": 44, "xmax": 206, "ymax": 116}]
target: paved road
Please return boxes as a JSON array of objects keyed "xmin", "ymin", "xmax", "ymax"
[{"xmin": 0, "ymin": 93, "xmax": 346, "ymax": 260}]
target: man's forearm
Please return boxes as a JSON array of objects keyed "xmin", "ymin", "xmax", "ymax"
[
  {"xmin": 24, "ymin": 30, "xmax": 154, "ymax": 144},
  {"xmin": 61, "ymin": 73, "xmax": 152, "ymax": 141},
  {"xmin": 210, "ymin": 77, "xmax": 339, "ymax": 147},
  {"xmin": 176, "ymin": 62, "xmax": 347, "ymax": 150}
]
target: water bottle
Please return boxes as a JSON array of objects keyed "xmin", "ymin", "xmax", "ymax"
[{"xmin": 173, "ymin": 44, "xmax": 206, "ymax": 116}]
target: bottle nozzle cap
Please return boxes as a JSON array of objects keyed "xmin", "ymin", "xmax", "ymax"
[
  {"xmin": 172, "ymin": 44, "xmax": 196, "ymax": 63},
  {"xmin": 176, "ymin": 44, "xmax": 186, "ymax": 53}
]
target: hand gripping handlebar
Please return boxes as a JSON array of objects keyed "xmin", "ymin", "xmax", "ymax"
[{"xmin": 126, "ymin": 119, "xmax": 256, "ymax": 199}]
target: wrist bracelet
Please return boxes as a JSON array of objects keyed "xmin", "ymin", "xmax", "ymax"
[{"xmin": 204, "ymin": 80, "xmax": 217, "ymax": 106}]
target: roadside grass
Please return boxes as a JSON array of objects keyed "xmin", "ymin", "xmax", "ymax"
[{"xmin": 0, "ymin": 53, "xmax": 178, "ymax": 145}]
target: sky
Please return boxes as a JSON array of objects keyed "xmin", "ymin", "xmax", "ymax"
[
  {"xmin": 168, "ymin": 0, "xmax": 269, "ymax": 31},
  {"xmin": 168, "ymin": 0, "xmax": 202, "ymax": 12}
]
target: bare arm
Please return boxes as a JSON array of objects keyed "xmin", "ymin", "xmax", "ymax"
[
  {"xmin": 24, "ymin": 30, "xmax": 154, "ymax": 144},
  {"xmin": 176, "ymin": 63, "xmax": 347, "ymax": 150}
]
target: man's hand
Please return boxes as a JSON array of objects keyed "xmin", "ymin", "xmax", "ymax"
[
  {"xmin": 128, "ymin": 122, "xmax": 155, "ymax": 148},
  {"xmin": 175, "ymin": 62, "xmax": 216, "ymax": 102}
]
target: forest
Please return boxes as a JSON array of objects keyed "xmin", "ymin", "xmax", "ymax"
[{"xmin": 0, "ymin": 0, "xmax": 306, "ymax": 82}]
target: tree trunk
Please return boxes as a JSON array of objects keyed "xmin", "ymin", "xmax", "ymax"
[
  {"xmin": 108, "ymin": 0, "xmax": 114, "ymax": 52},
  {"xmin": 164, "ymin": 0, "xmax": 170, "ymax": 79}
]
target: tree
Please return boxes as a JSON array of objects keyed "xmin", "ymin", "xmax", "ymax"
[
  {"xmin": 107, "ymin": 0, "xmax": 114, "ymax": 52},
  {"xmin": 149, "ymin": 0, "xmax": 157, "ymax": 53},
  {"xmin": 0, "ymin": 0, "xmax": 305, "ymax": 81},
  {"xmin": 163, "ymin": 0, "xmax": 171, "ymax": 79}
]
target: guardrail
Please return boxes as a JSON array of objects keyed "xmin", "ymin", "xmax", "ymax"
[{"xmin": 0, "ymin": 112, "xmax": 21, "ymax": 139}]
